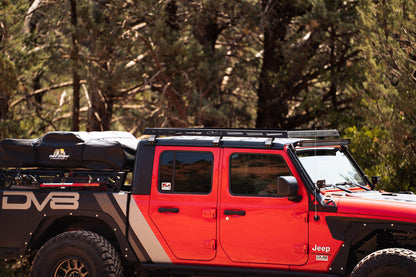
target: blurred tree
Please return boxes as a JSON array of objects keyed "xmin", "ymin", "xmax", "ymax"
[
  {"xmin": 0, "ymin": 56, "xmax": 17, "ymax": 121},
  {"xmin": 69, "ymin": 0, "xmax": 80, "ymax": 131},
  {"xmin": 357, "ymin": 0, "xmax": 416, "ymax": 191},
  {"xmin": 2, "ymin": 0, "xmax": 150, "ymax": 133},
  {"xmin": 125, "ymin": 0, "xmax": 260, "ymax": 129},
  {"xmin": 0, "ymin": 0, "xmax": 30, "ymax": 138},
  {"xmin": 256, "ymin": 0, "xmax": 363, "ymax": 129},
  {"xmin": 0, "ymin": 55, "xmax": 19, "ymax": 138}
]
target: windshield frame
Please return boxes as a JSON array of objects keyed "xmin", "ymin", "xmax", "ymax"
[{"xmin": 294, "ymin": 144, "xmax": 370, "ymax": 191}]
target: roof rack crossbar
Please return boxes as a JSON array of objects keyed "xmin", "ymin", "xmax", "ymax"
[{"xmin": 143, "ymin": 128, "xmax": 339, "ymax": 139}]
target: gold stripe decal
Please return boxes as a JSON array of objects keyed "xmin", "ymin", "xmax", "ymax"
[
  {"xmin": 94, "ymin": 193, "xmax": 126, "ymax": 235},
  {"xmin": 128, "ymin": 199, "xmax": 172, "ymax": 263},
  {"xmin": 110, "ymin": 193, "xmax": 149, "ymax": 262}
]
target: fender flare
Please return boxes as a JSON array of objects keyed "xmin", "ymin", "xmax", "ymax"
[
  {"xmin": 326, "ymin": 216, "xmax": 416, "ymax": 275},
  {"xmin": 23, "ymin": 210, "xmax": 138, "ymax": 263}
]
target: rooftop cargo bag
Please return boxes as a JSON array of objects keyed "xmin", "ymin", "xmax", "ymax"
[{"xmin": 0, "ymin": 131, "xmax": 138, "ymax": 170}]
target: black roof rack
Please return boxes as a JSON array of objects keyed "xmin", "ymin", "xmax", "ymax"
[{"xmin": 143, "ymin": 128, "xmax": 339, "ymax": 139}]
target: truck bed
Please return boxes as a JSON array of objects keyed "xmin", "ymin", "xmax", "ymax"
[{"xmin": 0, "ymin": 168, "xmax": 129, "ymax": 191}]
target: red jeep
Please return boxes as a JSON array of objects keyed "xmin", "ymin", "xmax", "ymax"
[{"xmin": 0, "ymin": 128, "xmax": 415, "ymax": 276}]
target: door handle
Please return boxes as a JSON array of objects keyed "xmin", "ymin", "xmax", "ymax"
[
  {"xmin": 158, "ymin": 207, "xmax": 179, "ymax": 213},
  {"xmin": 224, "ymin": 210, "xmax": 246, "ymax": 216}
]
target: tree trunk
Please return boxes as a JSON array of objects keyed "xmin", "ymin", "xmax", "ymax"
[
  {"xmin": 256, "ymin": 0, "xmax": 289, "ymax": 129},
  {"xmin": 87, "ymin": 80, "xmax": 111, "ymax": 131},
  {"xmin": 69, "ymin": 0, "xmax": 80, "ymax": 131},
  {"xmin": 192, "ymin": 2, "xmax": 224, "ymax": 127}
]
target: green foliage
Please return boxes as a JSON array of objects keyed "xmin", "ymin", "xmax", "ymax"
[
  {"xmin": 356, "ymin": 0, "xmax": 416, "ymax": 191},
  {"xmin": 0, "ymin": 53, "xmax": 20, "ymax": 138},
  {"xmin": 344, "ymin": 126, "xmax": 392, "ymax": 190},
  {"xmin": 0, "ymin": 55, "xmax": 17, "ymax": 99},
  {"xmin": 126, "ymin": 0, "xmax": 261, "ymax": 128},
  {"xmin": 0, "ymin": 120, "xmax": 22, "ymax": 140},
  {"xmin": 0, "ymin": 0, "xmax": 415, "ymax": 191},
  {"xmin": 256, "ymin": 0, "xmax": 364, "ymax": 129}
]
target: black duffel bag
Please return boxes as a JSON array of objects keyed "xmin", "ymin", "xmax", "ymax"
[{"xmin": 0, "ymin": 131, "xmax": 138, "ymax": 170}]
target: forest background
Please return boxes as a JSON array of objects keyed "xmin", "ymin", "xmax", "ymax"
[
  {"xmin": 0, "ymin": 0, "xmax": 416, "ymax": 195},
  {"xmin": 0, "ymin": 0, "xmax": 416, "ymax": 274}
]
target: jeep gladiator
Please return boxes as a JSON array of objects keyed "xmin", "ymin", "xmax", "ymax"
[{"xmin": 0, "ymin": 128, "xmax": 416, "ymax": 277}]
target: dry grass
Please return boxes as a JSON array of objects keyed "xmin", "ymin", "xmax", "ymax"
[{"xmin": 0, "ymin": 259, "xmax": 30, "ymax": 277}]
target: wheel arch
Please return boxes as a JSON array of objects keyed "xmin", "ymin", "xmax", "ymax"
[
  {"xmin": 25, "ymin": 213, "xmax": 139, "ymax": 266},
  {"xmin": 326, "ymin": 216, "xmax": 416, "ymax": 275},
  {"xmin": 29, "ymin": 215, "xmax": 115, "ymax": 251}
]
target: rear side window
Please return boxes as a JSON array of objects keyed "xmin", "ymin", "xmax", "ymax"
[
  {"xmin": 230, "ymin": 153, "xmax": 291, "ymax": 196},
  {"xmin": 159, "ymin": 151, "xmax": 213, "ymax": 194}
]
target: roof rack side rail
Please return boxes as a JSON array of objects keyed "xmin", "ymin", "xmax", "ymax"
[
  {"xmin": 287, "ymin": 130, "xmax": 339, "ymax": 138},
  {"xmin": 143, "ymin": 128, "xmax": 339, "ymax": 139}
]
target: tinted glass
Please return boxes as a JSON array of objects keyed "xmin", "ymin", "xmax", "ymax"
[
  {"xmin": 159, "ymin": 151, "xmax": 213, "ymax": 193},
  {"xmin": 230, "ymin": 153, "xmax": 291, "ymax": 196}
]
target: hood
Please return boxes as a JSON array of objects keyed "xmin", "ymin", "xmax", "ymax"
[
  {"xmin": 341, "ymin": 190, "xmax": 416, "ymax": 203},
  {"xmin": 330, "ymin": 190, "xmax": 416, "ymax": 220}
]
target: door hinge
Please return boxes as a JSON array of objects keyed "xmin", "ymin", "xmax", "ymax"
[
  {"xmin": 202, "ymin": 209, "xmax": 216, "ymax": 219},
  {"xmin": 294, "ymin": 243, "xmax": 308, "ymax": 254},
  {"xmin": 203, "ymin": 239, "xmax": 217, "ymax": 250},
  {"xmin": 294, "ymin": 211, "xmax": 308, "ymax": 223}
]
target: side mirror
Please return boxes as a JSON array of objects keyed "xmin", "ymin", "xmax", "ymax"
[
  {"xmin": 371, "ymin": 176, "xmax": 380, "ymax": 184},
  {"xmin": 371, "ymin": 176, "xmax": 380, "ymax": 190},
  {"xmin": 277, "ymin": 176, "xmax": 302, "ymax": 202}
]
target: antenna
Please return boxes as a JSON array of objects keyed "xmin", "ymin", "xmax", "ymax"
[{"xmin": 313, "ymin": 128, "xmax": 320, "ymax": 221}]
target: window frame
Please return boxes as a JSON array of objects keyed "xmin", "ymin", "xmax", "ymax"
[
  {"xmin": 228, "ymin": 152, "xmax": 292, "ymax": 197},
  {"xmin": 157, "ymin": 150, "xmax": 214, "ymax": 195}
]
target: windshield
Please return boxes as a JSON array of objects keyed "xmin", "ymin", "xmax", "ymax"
[{"xmin": 296, "ymin": 147, "xmax": 365, "ymax": 189}]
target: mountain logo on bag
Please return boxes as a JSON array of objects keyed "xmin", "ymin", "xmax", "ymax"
[{"xmin": 49, "ymin": 148, "xmax": 70, "ymax": 160}]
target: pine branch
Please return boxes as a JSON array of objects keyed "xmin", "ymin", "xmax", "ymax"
[{"xmin": 11, "ymin": 80, "xmax": 87, "ymax": 108}]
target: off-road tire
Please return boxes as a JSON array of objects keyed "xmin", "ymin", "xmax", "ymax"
[
  {"xmin": 351, "ymin": 248, "xmax": 416, "ymax": 277},
  {"xmin": 30, "ymin": 230, "xmax": 123, "ymax": 277}
]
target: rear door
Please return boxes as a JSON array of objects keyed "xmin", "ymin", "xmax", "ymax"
[
  {"xmin": 149, "ymin": 146, "xmax": 219, "ymax": 261},
  {"xmin": 219, "ymin": 148, "xmax": 309, "ymax": 265}
]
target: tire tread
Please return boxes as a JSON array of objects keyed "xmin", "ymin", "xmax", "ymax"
[
  {"xmin": 351, "ymin": 248, "xmax": 416, "ymax": 277},
  {"xmin": 30, "ymin": 230, "xmax": 123, "ymax": 277}
]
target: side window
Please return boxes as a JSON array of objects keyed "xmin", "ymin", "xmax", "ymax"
[
  {"xmin": 159, "ymin": 151, "xmax": 213, "ymax": 194},
  {"xmin": 230, "ymin": 153, "xmax": 291, "ymax": 196}
]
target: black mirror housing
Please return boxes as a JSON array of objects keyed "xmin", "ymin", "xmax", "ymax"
[
  {"xmin": 277, "ymin": 176, "xmax": 301, "ymax": 202},
  {"xmin": 371, "ymin": 176, "xmax": 380, "ymax": 185}
]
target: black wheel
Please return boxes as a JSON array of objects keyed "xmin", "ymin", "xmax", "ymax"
[
  {"xmin": 30, "ymin": 230, "xmax": 123, "ymax": 277},
  {"xmin": 351, "ymin": 248, "xmax": 416, "ymax": 277}
]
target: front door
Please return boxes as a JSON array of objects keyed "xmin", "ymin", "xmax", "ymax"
[
  {"xmin": 149, "ymin": 146, "xmax": 219, "ymax": 261},
  {"xmin": 219, "ymin": 148, "xmax": 309, "ymax": 265}
]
